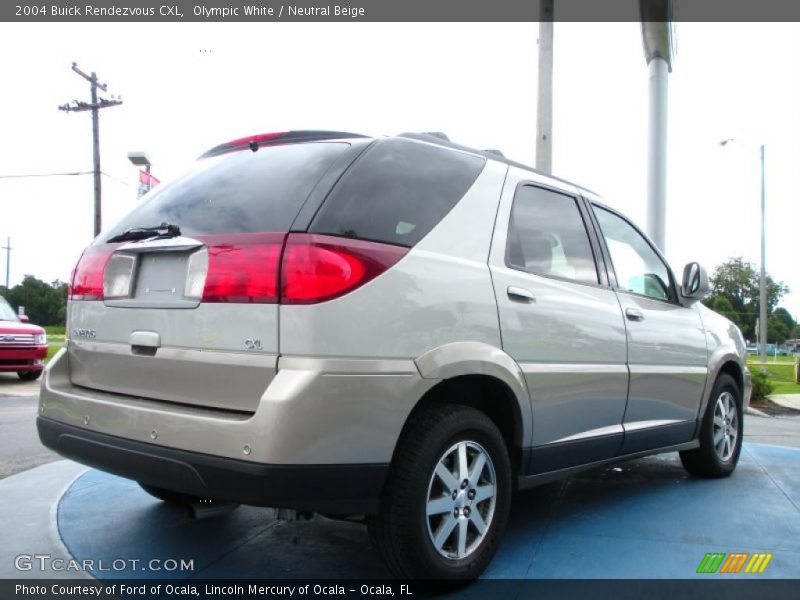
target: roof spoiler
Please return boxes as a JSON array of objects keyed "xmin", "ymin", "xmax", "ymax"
[{"xmin": 199, "ymin": 130, "xmax": 368, "ymax": 159}]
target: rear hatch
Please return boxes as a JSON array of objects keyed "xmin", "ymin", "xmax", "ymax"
[{"xmin": 67, "ymin": 135, "xmax": 359, "ymax": 413}]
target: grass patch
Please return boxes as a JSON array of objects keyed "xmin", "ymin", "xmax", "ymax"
[
  {"xmin": 44, "ymin": 325, "xmax": 65, "ymax": 335},
  {"xmin": 45, "ymin": 344, "xmax": 61, "ymax": 363},
  {"xmin": 747, "ymin": 354, "xmax": 796, "ymax": 363},
  {"xmin": 747, "ymin": 358, "xmax": 800, "ymax": 395}
]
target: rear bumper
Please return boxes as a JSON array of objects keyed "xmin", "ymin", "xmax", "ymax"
[
  {"xmin": 38, "ymin": 347, "xmax": 435, "ymax": 511},
  {"xmin": 0, "ymin": 345, "xmax": 47, "ymax": 371},
  {"xmin": 38, "ymin": 416, "xmax": 387, "ymax": 514}
]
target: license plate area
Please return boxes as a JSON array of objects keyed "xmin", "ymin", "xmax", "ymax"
[{"xmin": 104, "ymin": 250, "xmax": 202, "ymax": 309}]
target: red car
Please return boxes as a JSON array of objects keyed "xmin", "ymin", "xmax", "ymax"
[{"xmin": 0, "ymin": 296, "xmax": 47, "ymax": 381}]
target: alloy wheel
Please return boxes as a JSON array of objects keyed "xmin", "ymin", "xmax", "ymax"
[
  {"xmin": 425, "ymin": 440, "xmax": 497, "ymax": 560},
  {"xmin": 713, "ymin": 391, "xmax": 739, "ymax": 462}
]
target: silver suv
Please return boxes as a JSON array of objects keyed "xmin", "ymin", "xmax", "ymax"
[{"xmin": 38, "ymin": 131, "xmax": 751, "ymax": 580}]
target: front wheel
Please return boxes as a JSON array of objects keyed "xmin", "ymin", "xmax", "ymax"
[
  {"xmin": 680, "ymin": 373, "xmax": 743, "ymax": 478},
  {"xmin": 17, "ymin": 370, "xmax": 42, "ymax": 381},
  {"xmin": 369, "ymin": 404, "xmax": 511, "ymax": 581}
]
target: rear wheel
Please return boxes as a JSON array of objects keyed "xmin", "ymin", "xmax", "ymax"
[
  {"xmin": 17, "ymin": 370, "xmax": 42, "ymax": 381},
  {"xmin": 138, "ymin": 483, "xmax": 202, "ymax": 505},
  {"xmin": 369, "ymin": 404, "xmax": 511, "ymax": 581},
  {"xmin": 680, "ymin": 373, "xmax": 742, "ymax": 478}
]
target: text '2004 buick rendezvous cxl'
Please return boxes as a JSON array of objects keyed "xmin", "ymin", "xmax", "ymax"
[{"xmin": 39, "ymin": 131, "xmax": 751, "ymax": 580}]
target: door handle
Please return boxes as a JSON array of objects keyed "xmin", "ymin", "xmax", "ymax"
[
  {"xmin": 507, "ymin": 286, "xmax": 536, "ymax": 303},
  {"xmin": 625, "ymin": 307, "xmax": 644, "ymax": 321}
]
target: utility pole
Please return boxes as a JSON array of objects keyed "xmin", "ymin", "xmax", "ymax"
[
  {"xmin": 2, "ymin": 237, "xmax": 10, "ymax": 290},
  {"xmin": 535, "ymin": 0, "xmax": 554, "ymax": 174},
  {"xmin": 59, "ymin": 63, "xmax": 122, "ymax": 237}
]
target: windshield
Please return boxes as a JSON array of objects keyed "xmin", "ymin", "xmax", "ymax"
[{"xmin": 0, "ymin": 297, "xmax": 18, "ymax": 321}]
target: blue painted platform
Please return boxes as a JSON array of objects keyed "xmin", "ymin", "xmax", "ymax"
[{"xmin": 58, "ymin": 443, "xmax": 800, "ymax": 580}]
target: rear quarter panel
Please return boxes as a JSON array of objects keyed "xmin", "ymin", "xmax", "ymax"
[{"xmin": 279, "ymin": 160, "xmax": 509, "ymax": 359}]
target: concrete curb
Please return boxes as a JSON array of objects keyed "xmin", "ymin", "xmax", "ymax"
[
  {"xmin": 770, "ymin": 394, "xmax": 800, "ymax": 411},
  {"xmin": 746, "ymin": 405, "xmax": 772, "ymax": 418}
]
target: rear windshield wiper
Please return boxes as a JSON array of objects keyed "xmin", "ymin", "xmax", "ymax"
[{"xmin": 107, "ymin": 222, "xmax": 182, "ymax": 244}]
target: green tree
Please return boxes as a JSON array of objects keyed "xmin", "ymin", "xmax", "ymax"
[
  {"xmin": 773, "ymin": 307, "xmax": 796, "ymax": 331},
  {"xmin": 709, "ymin": 296, "xmax": 737, "ymax": 323},
  {"xmin": 703, "ymin": 257, "xmax": 789, "ymax": 342},
  {"xmin": 2, "ymin": 275, "xmax": 68, "ymax": 326},
  {"xmin": 768, "ymin": 315, "xmax": 791, "ymax": 344}
]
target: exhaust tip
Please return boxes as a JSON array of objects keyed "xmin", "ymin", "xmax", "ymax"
[{"xmin": 187, "ymin": 501, "xmax": 240, "ymax": 520}]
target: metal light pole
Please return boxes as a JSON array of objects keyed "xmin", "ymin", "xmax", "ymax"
[
  {"xmin": 2, "ymin": 237, "xmax": 10, "ymax": 290},
  {"xmin": 720, "ymin": 139, "xmax": 768, "ymax": 364},
  {"xmin": 128, "ymin": 151, "xmax": 153, "ymax": 198},
  {"xmin": 759, "ymin": 143, "xmax": 767, "ymax": 364},
  {"xmin": 640, "ymin": 1, "xmax": 676, "ymax": 253},
  {"xmin": 535, "ymin": 0, "xmax": 554, "ymax": 174}
]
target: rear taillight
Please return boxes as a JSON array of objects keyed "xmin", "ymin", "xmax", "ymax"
[
  {"xmin": 281, "ymin": 234, "xmax": 408, "ymax": 304},
  {"xmin": 69, "ymin": 245, "xmax": 115, "ymax": 300},
  {"xmin": 198, "ymin": 233, "xmax": 285, "ymax": 304},
  {"xmin": 68, "ymin": 232, "xmax": 405, "ymax": 305}
]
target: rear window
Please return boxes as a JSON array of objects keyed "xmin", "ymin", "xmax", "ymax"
[
  {"xmin": 309, "ymin": 138, "xmax": 485, "ymax": 247},
  {"xmin": 100, "ymin": 142, "xmax": 349, "ymax": 241}
]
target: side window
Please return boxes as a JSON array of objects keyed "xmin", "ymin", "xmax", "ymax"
[
  {"xmin": 506, "ymin": 185, "xmax": 599, "ymax": 285},
  {"xmin": 310, "ymin": 138, "xmax": 486, "ymax": 247},
  {"xmin": 594, "ymin": 206, "xmax": 675, "ymax": 302}
]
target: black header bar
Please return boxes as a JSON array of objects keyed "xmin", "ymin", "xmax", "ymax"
[{"xmin": 5, "ymin": 0, "xmax": 800, "ymax": 23}]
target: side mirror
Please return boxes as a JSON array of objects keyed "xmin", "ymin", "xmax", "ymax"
[
  {"xmin": 18, "ymin": 314, "xmax": 29, "ymax": 323},
  {"xmin": 681, "ymin": 262, "xmax": 709, "ymax": 303}
]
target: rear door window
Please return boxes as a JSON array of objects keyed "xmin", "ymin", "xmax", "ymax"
[
  {"xmin": 309, "ymin": 138, "xmax": 485, "ymax": 247},
  {"xmin": 506, "ymin": 185, "xmax": 599, "ymax": 285},
  {"xmin": 100, "ymin": 142, "xmax": 349, "ymax": 241}
]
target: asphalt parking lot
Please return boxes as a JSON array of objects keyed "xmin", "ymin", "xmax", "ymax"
[
  {"xmin": 2, "ymin": 370, "xmax": 799, "ymax": 582},
  {"xmin": 0, "ymin": 373, "xmax": 58, "ymax": 479}
]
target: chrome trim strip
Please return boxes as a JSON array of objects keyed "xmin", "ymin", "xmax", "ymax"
[
  {"xmin": 551, "ymin": 424, "xmax": 624, "ymax": 444},
  {"xmin": 519, "ymin": 363, "xmax": 628, "ymax": 374},
  {"xmin": 623, "ymin": 419, "xmax": 684, "ymax": 432},
  {"xmin": 628, "ymin": 365, "xmax": 708, "ymax": 375},
  {"xmin": 0, "ymin": 334, "xmax": 35, "ymax": 345}
]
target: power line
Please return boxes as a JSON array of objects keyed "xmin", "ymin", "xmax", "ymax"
[
  {"xmin": 100, "ymin": 171, "xmax": 135, "ymax": 188},
  {"xmin": 0, "ymin": 171, "xmax": 93, "ymax": 179},
  {"xmin": 59, "ymin": 62, "xmax": 123, "ymax": 236}
]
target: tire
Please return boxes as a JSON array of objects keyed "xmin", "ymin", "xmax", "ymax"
[
  {"xmin": 368, "ymin": 403, "xmax": 512, "ymax": 581},
  {"xmin": 680, "ymin": 373, "xmax": 743, "ymax": 478},
  {"xmin": 138, "ymin": 483, "xmax": 202, "ymax": 505},
  {"xmin": 17, "ymin": 370, "xmax": 42, "ymax": 381}
]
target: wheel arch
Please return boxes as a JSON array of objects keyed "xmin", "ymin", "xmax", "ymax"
[
  {"xmin": 696, "ymin": 351, "xmax": 746, "ymax": 426},
  {"xmin": 409, "ymin": 341, "xmax": 532, "ymax": 471}
]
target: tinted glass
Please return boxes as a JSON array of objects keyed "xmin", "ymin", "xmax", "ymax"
[
  {"xmin": 0, "ymin": 297, "xmax": 17, "ymax": 321},
  {"xmin": 310, "ymin": 138, "xmax": 485, "ymax": 247},
  {"xmin": 100, "ymin": 142, "xmax": 348, "ymax": 241},
  {"xmin": 506, "ymin": 186, "xmax": 598, "ymax": 284},
  {"xmin": 594, "ymin": 206, "xmax": 674, "ymax": 301}
]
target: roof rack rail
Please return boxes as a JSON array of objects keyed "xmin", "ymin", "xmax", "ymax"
[{"xmin": 418, "ymin": 131, "xmax": 450, "ymax": 141}]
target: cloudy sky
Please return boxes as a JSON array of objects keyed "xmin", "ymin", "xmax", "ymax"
[{"xmin": 1, "ymin": 21, "xmax": 798, "ymax": 322}]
